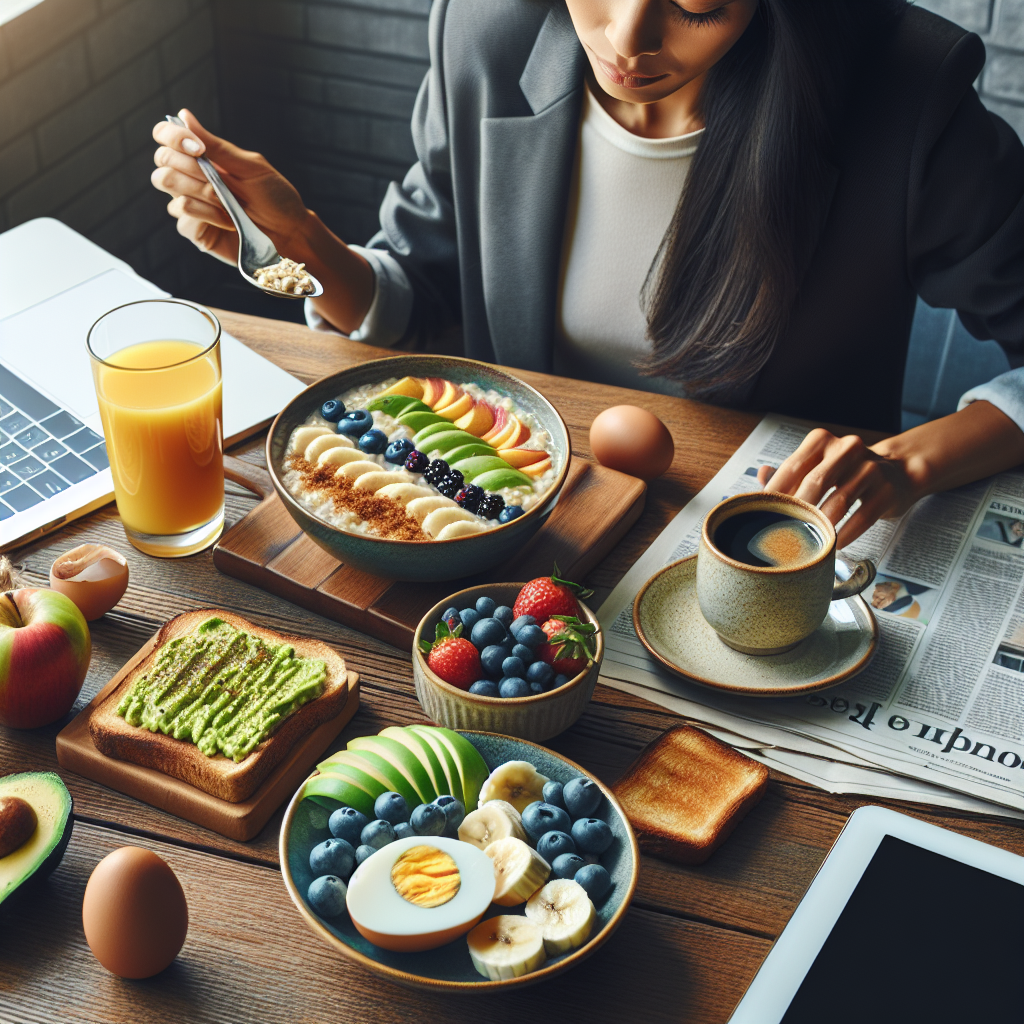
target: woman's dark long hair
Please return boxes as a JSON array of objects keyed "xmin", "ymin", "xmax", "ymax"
[{"xmin": 641, "ymin": 0, "xmax": 906, "ymax": 396}]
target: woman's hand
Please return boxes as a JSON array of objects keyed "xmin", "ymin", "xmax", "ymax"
[
  {"xmin": 756, "ymin": 401, "xmax": 1024, "ymax": 547},
  {"xmin": 151, "ymin": 109, "xmax": 310, "ymax": 265}
]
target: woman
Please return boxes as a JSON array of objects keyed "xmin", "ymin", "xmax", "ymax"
[{"xmin": 151, "ymin": 0, "xmax": 1024, "ymax": 545}]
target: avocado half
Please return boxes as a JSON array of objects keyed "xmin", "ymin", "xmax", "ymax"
[{"xmin": 0, "ymin": 771, "xmax": 73, "ymax": 906}]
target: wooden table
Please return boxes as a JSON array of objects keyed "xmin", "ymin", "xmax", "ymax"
[{"xmin": 3, "ymin": 313, "xmax": 1022, "ymax": 1024}]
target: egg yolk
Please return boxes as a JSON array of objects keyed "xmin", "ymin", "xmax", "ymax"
[{"xmin": 390, "ymin": 845, "xmax": 461, "ymax": 909}]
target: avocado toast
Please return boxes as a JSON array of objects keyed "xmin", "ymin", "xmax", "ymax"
[{"xmin": 89, "ymin": 609, "xmax": 352, "ymax": 803}]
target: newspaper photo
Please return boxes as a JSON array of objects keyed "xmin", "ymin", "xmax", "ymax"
[{"xmin": 598, "ymin": 416, "xmax": 1024, "ymax": 816}]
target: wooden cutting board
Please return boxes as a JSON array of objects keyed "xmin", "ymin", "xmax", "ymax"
[
  {"xmin": 214, "ymin": 456, "xmax": 647, "ymax": 649},
  {"xmin": 56, "ymin": 630, "xmax": 360, "ymax": 842}
]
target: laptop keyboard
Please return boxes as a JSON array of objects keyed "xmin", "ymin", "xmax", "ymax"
[{"xmin": 0, "ymin": 364, "xmax": 108, "ymax": 521}]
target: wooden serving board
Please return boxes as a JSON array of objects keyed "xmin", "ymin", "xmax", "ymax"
[
  {"xmin": 214, "ymin": 457, "xmax": 647, "ymax": 649},
  {"xmin": 56, "ymin": 632, "xmax": 360, "ymax": 842}
]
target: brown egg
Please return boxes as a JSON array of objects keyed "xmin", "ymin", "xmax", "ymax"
[
  {"xmin": 82, "ymin": 847, "xmax": 188, "ymax": 978},
  {"xmin": 589, "ymin": 405, "xmax": 675, "ymax": 481},
  {"xmin": 50, "ymin": 544, "xmax": 129, "ymax": 621}
]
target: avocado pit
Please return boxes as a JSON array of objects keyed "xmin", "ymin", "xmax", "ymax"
[{"xmin": 0, "ymin": 795, "xmax": 37, "ymax": 857}]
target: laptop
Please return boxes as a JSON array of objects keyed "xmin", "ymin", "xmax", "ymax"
[{"xmin": 0, "ymin": 218, "xmax": 306, "ymax": 550}]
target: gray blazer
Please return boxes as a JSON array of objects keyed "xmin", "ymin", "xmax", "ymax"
[{"xmin": 363, "ymin": 0, "xmax": 1024, "ymax": 432}]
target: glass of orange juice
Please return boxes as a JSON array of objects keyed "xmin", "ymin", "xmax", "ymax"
[{"xmin": 87, "ymin": 300, "xmax": 224, "ymax": 557}]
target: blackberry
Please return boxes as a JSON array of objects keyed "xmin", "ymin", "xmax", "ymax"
[
  {"xmin": 437, "ymin": 473, "xmax": 461, "ymax": 498},
  {"xmin": 404, "ymin": 449, "xmax": 429, "ymax": 473},
  {"xmin": 455, "ymin": 484, "xmax": 484, "ymax": 513},
  {"xmin": 477, "ymin": 493, "xmax": 505, "ymax": 520},
  {"xmin": 445, "ymin": 468, "xmax": 464, "ymax": 488},
  {"xmin": 424, "ymin": 458, "xmax": 448, "ymax": 485}
]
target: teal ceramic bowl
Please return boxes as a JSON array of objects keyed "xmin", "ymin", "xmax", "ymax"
[
  {"xmin": 279, "ymin": 731, "xmax": 639, "ymax": 992},
  {"xmin": 266, "ymin": 355, "xmax": 570, "ymax": 582}
]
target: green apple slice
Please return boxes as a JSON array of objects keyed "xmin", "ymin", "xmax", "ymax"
[
  {"xmin": 417, "ymin": 430, "xmax": 480, "ymax": 455},
  {"xmin": 366, "ymin": 395, "xmax": 432, "ymax": 416},
  {"xmin": 417, "ymin": 726, "xmax": 489, "ymax": 809},
  {"xmin": 407, "ymin": 725, "xmax": 464, "ymax": 806},
  {"xmin": 327, "ymin": 750, "xmax": 420, "ymax": 809},
  {"xmin": 315, "ymin": 759, "xmax": 388, "ymax": 798},
  {"xmin": 379, "ymin": 726, "xmax": 450, "ymax": 799},
  {"xmin": 448, "ymin": 455, "xmax": 512, "ymax": 480},
  {"xmin": 444, "ymin": 444, "xmax": 498, "ymax": 464},
  {"xmin": 301, "ymin": 774, "xmax": 377, "ymax": 816},
  {"xmin": 414, "ymin": 421, "xmax": 460, "ymax": 444},
  {"xmin": 398, "ymin": 411, "xmax": 447, "ymax": 431},
  {"xmin": 472, "ymin": 467, "xmax": 533, "ymax": 490},
  {"xmin": 348, "ymin": 735, "xmax": 436, "ymax": 804}
]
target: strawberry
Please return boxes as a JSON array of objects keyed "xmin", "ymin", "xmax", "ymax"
[
  {"xmin": 419, "ymin": 620, "xmax": 480, "ymax": 690},
  {"xmin": 513, "ymin": 563, "xmax": 594, "ymax": 622},
  {"xmin": 538, "ymin": 616, "xmax": 598, "ymax": 677}
]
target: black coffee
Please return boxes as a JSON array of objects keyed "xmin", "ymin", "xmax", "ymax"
[{"xmin": 712, "ymin": 509, "xmax": 824, "ymax": 568}]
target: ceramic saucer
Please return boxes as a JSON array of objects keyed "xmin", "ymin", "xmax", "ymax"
[{"xmin": 632, "ymin": 555, "xmax": 877, "ymax": 697}]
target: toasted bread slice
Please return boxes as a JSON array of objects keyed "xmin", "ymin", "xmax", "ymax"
[
  {"xmin": 89, "ymin": 609, "xmax": 351, "ymax": 804},
  {"xmin": 612, "ymin": 725, "xmax": 768, "ymax": 865}
]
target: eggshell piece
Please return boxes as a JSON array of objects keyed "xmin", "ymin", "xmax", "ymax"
[
  {"xmin": 82, "ymin": 847, "xmax": 188, "ymax": 978},
  {"xmin": 49, "ymin": 544, "xmax": 129, "ymax": 621},
  {"xmin": 589, "ymin": 405, "xmax": 674, "ymax": 481}
]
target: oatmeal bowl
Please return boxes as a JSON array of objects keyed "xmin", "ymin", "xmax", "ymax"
[{"xmin": 266, "ymin": 356, "xmax": 571, "ymax": 582}]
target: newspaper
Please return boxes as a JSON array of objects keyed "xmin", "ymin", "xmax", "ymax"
[{"xmin": 597, "ymin": 415, "xmax": 1024, "ymax": 816}]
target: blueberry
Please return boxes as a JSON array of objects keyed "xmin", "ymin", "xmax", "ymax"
[
  {"xmin": 405, "ymin": 450, "xmax": 429, "ymax": 473},
  {"xmin": 307, "ymin": 874, "xmax": 347, "ymax": 917},
  {"xmin": 554, "ymin": 673, "xmax": 570, "ymax": 688},
  {"xmin": 469, "ymin": 679, "xmax": 500, "ymax": 697},
  {"xmin": 394, "ymin": 822, "xmax": 416, "ymax": 840},
  {"xmin": 320, "ymin": 399, "xmax": 346, "ymax": 422},
  {"xmin": 529, "ymin": 681, "xmax": 545, "ymax": 694},
  {"xmin": 527, "ymin": 661, "xmax": 555, "ymax": 687},
  {"xmin": 373, "ymin": 791, "xmax": 409, "ymax": 825},
  {"xmin": 510, "ymin": 615, "xmax": 537, "ymax": 638},
  {"xmin": 563, "ymin": 777, "xmax": 603, "ymax": 819},
  {"xmin": 494, "ymin": 605, "xmax": 514, "ymax": 627},
  {"xmin": 432, "ymin": 795, "xmax": 466, "ymax": 834},
  {"xmin": 385, "ymin": 438, "xmax": 415, "ymax": 464},
  {"xmin": 498, "ymin": 504, "xmax": 525, "ymax": 523},
  {"xmin": 338, "ymin": 409, "xmax": 373, "ymax": 437},
  {"xmin": 358, "ymin": 428, "xmax": 388, "ymax": 454},
  {"xmin": 522, "ymin": 801, "xmax": 572, "ymax": 842},
  {"xmin": 571, "ymin": 817, "xmax": 613, "ymax": 855},
  {"xmin": 475, "ymin": 596, "xmax": 496, "ymax": 617},
  {"xmin": 575, "ymin": 863, "xmax": 612, "ymax": 901},
  {"xmin": 542, "ymin": 780, "xmax": 565, "ymax": 808},
  {"xmin": 499, "ymin": 676, "xmax": 530, "ymax": 698},
  {"xmin": 441, "ymin": 606, "xmax": 461, "ymax": 626},
  {"xmin": 329, "ymin": 806, "xmax": 369, "ymax": 845},
  {"xmin": 459, "ymin": 607, "xmax": 481, "ymax": 630},
  {"xmin": 511, "ymin": 643, "xmax": 534, "ymax": 665},
  {"xmin": 361, "ymin": 818, "xmax": 397, "ymax": 849},
  {"xmin": 355, "ymin": 844, "xmax": 377, "ymax": 865},
  {"xmin": 516, "ymin": 624, "xmax": 547, "ymax": 649},
  {"xmin": 501, "ymin": 655, "xmax": 526, "ymax": 679},
  {"xmin": 479, "ymin": 644, "xmax": 507, "ymax": 677},
  {"xmin": 537, "ymin": 830, "xmax": 577, "ymax": 863},
  {"xmin": 478, "ymin": 493, "xmax": 505, "ymax": 519},
  {"xmin": 552, "ymin": 853, "xmax": 585, "ymax": 880},
  {"xmin": 471, "ymin": 618, "xmax": 507, "ymax": 650},
  {"xmin": 411, "ymin": 802, "xmax": 446, "ymax": 836},
  {"xmin": 309, "ymin": 837, "xmax": 356, "ymax": 879}
]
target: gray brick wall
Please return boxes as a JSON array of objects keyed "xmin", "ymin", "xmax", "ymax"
[{"xmin": 0, "ymin": 0, "xmax": 225, "ymax": 298}]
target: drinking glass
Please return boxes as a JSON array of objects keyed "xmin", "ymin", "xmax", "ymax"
[{"xmin": 87, "ymin": 300, "xmax": 224, "ymax": 557}]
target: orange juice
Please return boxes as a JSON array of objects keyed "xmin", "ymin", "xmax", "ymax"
[{"xmin": 92, "ymin": 339, "xmax": 223, "ymax": 538}]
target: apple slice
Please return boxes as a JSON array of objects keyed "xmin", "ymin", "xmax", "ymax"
[
  {"xmin": 436, "ymin": 392, "xmax": 474, "ymax": 421},
  {"xmin": 495, "ymin": 415, "xmax": 531, "ymax": 449},
  {"xmin": 497, "ymin": 447, "xmax": 547, "ymax": 468},
  {"xmin": 380, "ymin": 376, "xmax": 424, "ymax": 400},
  {"xmin": 455, "ymin": 400, "xmax": 495, "ymax": 437},
  {"xmin": 481, "ymin": 406, "xmax": 508, "ymax": 442},
  {"xmin": 432, "ymin": 380, "xmax": 462, "ymax": 411},
  {"xmin": 348, "ymin": 735, "xmax": 436, "ymax": 803},
  {"xmin": 485, "ymin": 418, "xmax": 518, "ymax": 449},
  {"xmin": 379, "ymin": 726, "xmax": 451, "ymax": 799},
  {"xmin": 420, "ymin": 377, "xmax": 447, "ymax": 407},
  {"xmin": 521, "ymin": 457, "xmax": 552, "ymax": 478}
]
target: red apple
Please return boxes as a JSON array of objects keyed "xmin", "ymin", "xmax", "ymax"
[{"xmin": 0, "ymin": 589, "xmax": 91, "ymax": 728}]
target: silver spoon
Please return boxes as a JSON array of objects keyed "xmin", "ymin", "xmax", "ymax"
[{"xmin": 164, "ymin": 114, "xmax": 323, "ymax": 300}]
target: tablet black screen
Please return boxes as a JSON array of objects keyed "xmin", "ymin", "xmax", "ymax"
[{"xmin": 781, "ymin": 835, "xmax": 1024, "ymax": 1023}]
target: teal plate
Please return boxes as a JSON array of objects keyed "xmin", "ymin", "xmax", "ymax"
[{"xmin": 279, "ymin": 731, "xmax": 639, "ymax": 992}]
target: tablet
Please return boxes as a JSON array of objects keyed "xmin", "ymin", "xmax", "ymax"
[{"xmin": 728, "ymin": 805, "xmax": 1024, "ymax": 1023}]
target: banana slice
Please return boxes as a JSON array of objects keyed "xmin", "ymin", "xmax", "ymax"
[
  {"xmin": 336, "ymin": 460, "xmax": 383, "ymax": 480},
  {"xmin": 525, "ymin": 879, "xmax": 596, "ymax": 955},
  {"xmin": 458, "ymin": 800, "xmax": 526, "ymax": 850},
  {"xmin": 353, "ymin": 471, "xmax": 414, "ymax": 492},
  {"xmin": 290, "ymin": 426, "xmax": 332, "ymax": 455},
  {"xmin": 377, "ymin": 483, "xmax": 434, "ymax": 505},
  {"xmin": 478, "ymin": 760, "xmax": 549, "ymax": 812},
  {"xmin": 318, "ymin": 446, "xmax": 365, "ymax": 468},
  {"xmin": 406, "ymin": 496, "xmax": 457, "ymax": 522},
  {"xmin": 304, "ymin": 434, "xmax": 354, "ymax": 462},
  {"xmin": 467, "ymin": 915, "xmax": 546, "ymax": 981},
  {"xmin": 436, "ymin": 520, "xmax": 487, "ymax": 540},
  {"xmin": 422, "ymin": 507, "xmax": 477, "ymax": 539},
  {"xmin": 485, "ymin": 837, "xmax": 551, "ymax": 906}
]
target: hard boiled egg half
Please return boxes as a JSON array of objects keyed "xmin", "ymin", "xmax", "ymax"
[{"xmin": 346, "ymin": 836, "xmax": 496, "ymax": 952}]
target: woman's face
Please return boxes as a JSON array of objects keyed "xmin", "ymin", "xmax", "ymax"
[{"xmin": 565, "ymin": 0, "xmax": 758, "ymax": 106}]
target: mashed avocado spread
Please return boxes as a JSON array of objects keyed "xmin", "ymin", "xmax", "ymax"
[{"xmin": 115, "ymin": 617, "xmax": 327, "ymax": 762}]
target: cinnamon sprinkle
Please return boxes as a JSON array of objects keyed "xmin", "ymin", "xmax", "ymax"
[{"xmin": 291, "ymin": 457, "xmax": 426, "ymax": 541}]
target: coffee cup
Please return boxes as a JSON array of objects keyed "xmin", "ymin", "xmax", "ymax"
[{"xmin": 696, "ymin": 492, "xmax": 875, "ymax": 655}]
